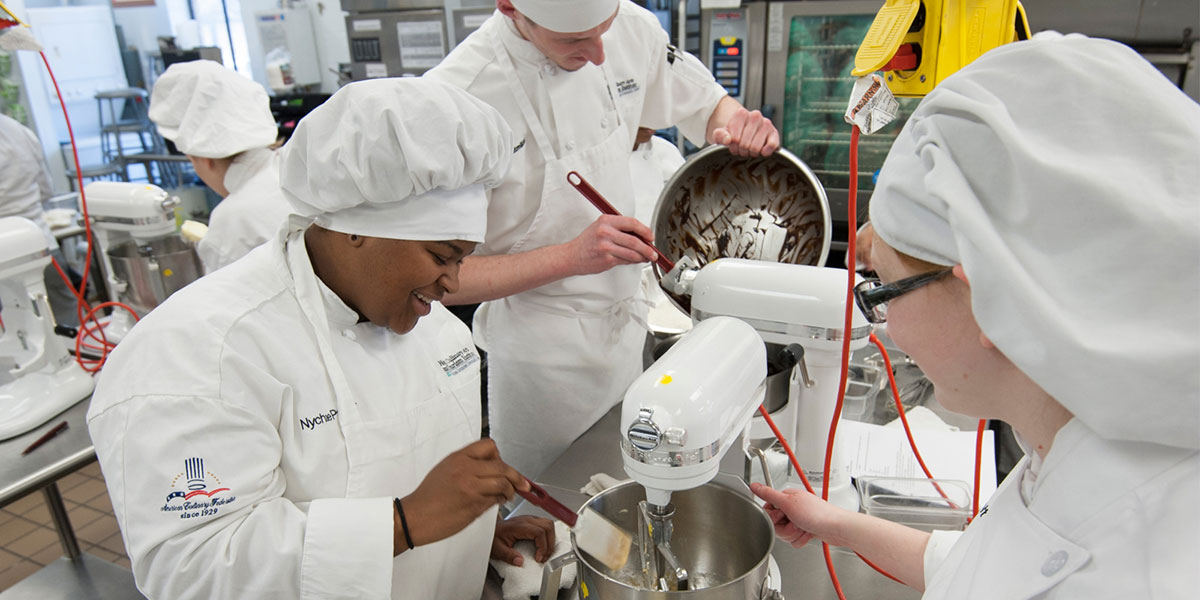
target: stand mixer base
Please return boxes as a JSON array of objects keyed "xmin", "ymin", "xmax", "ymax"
[{"xmin": 0, "ymin": 366, "xmax": 94, "ymax": 441}]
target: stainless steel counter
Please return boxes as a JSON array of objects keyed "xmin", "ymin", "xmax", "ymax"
[
  {"xmin": 0, "ymin": 397, "xmax": 142, "ymax": 599},
  {"xmin": 1, "ymin": 399, "xmax": 96, "ymax": 508},
  {"xmin": 484, "ymin": 406, "xmax": 920, "ymax": 600}
]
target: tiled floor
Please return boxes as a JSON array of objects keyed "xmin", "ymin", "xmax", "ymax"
[{"xmin": 0, "ymin": 461, "xmax": 129, "ymax": 591}]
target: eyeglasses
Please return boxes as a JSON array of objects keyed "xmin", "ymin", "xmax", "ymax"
[{"xmin": 854, "ymin": 268, "xmax": 953, "ymax": 324}]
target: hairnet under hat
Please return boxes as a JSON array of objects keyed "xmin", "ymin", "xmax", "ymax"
[
  {"xmin": 278, "ymin": 77, "xmax": 512, "ymax": 243},
  {"xmin": 870, "ymin": 34, "xmax": 1200, "ymax": 449},
  {"xmin": 512, "ymin": 0, "xmax": 618, "ymax": 33},
  {"xmin": 149, "ymin": 60, "xmax": 277, "ymax": 159}
]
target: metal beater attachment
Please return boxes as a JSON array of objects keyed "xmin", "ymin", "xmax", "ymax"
[{"xmin": 637, "ymin": 501, "xmax": 689, "ymax": 591}]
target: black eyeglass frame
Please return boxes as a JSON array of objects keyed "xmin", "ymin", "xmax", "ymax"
[{"xmin": 854, "ymin": 268, "xmax": 954, "ymax": 324}]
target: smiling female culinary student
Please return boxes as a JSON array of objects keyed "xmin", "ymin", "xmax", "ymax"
[
  {"xmin": 86, "ymin": 78, "xmax": 555, "ymax": 599},
  {"xmin": 752, "ymin": 34, "xmax": 1199, "ymax": 598}
]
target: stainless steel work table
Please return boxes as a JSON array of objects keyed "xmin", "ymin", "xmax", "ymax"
[
  {"xmin": 483, "ymin": 405, "xmax": 921, "ymax": 600},
  {"xmin": 0, "ymin": 398, "xmax": 142, "ymax": 599}
]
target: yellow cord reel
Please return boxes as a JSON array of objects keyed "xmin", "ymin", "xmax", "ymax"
[{"xmin": 853, "ymin": 0, "xmax": 1030, "ymax": 97}]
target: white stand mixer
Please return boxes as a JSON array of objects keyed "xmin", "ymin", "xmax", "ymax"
[
  {"xmin": 81, "ymin": 181, "xmax": 194, "ymax": 343},
  {"xmin": 664, "ymin": 257, "xmax": 872, "ymax": 512},
  {"xmin": 620, "ymin": 315, "xmax": 767, "ymax": 591},
  {"xmin": 0, "ymin": 217, "xmax": 94, "ymax": 441}
]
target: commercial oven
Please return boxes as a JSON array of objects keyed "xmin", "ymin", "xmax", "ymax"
[{"xmin": 342, "ymin": 0, "xmax": 494, "ymax": 79}]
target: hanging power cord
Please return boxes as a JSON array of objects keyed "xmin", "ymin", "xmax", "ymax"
[
  {"xmin": 755, "ymin": 114, "xmax": 988, "ymax": 596},
  {"xmin": 33, "ymin": 44, "xmax": 140, "ymax": 371},
  {"xmin": 755, "ymin": 120, "xmax": 988, "ymax": 594},
  {"xmin": 758, "ymin": 404, "xmax": 906, "ymax": 587},
  {"xmin": 869, "ymin": 333, "xmax": 958, "ymax": 508},
  {"xmin": 970, "ymin": 419, "xmax": 986, "ymax": 522}
]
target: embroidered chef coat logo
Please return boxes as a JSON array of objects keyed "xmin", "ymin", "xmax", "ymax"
[
  {"xmin": 161, "ymin": 457, "xmax": 237, "ymax": 520},
  {"xmin": 438, "ymin": 346, "xmax": 480, "ymax": 377},
  {"xmin": 616, "ymin": 78, "xmax": 640, "ymax": 97}
]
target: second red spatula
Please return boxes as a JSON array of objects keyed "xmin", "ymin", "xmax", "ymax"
[{"xmin": 516, "ymin": 478, "xmax": 632, "ymax": 571}]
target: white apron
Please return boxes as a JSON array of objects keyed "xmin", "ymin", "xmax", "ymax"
[
  {"xmin": 476, "ymin": 27, "xmax": 649, "ymax": 479},
  {"xmin": 286, "ymin": 224, "xmax": 496, "ymax": 599}
]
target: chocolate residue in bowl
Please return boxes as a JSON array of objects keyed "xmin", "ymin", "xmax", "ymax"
[{"xmin": 653, "ymin": 149, "xmax": 829, "ymax": 314}]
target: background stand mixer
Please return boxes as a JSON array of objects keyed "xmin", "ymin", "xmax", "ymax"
[{"xmin": 0, "ymin": 217, "xmax": 94, "ymax": 441}]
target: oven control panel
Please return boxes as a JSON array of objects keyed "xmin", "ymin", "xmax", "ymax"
[{"xmin": 704, "ymin": 9, "xmax": 749, "ymax": 104}]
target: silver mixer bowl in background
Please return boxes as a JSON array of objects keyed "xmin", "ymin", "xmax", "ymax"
[
  {"xmin": 107, "ymin": 235, "xmax": 203, "ymax": 317},
  {"xmin": 651, "ymin": 146, "xmax": 832, "ymax": 314},
  {"xmin": 568, "ymin": 476, "xmax": 778, "ymax": 599}
]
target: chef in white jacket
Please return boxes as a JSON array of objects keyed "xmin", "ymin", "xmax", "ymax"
[
  {"xmin": 87, "ymin": 77, "xmax": 555, "ymax": 599},
  {"xmin": 149, "ymin": 60, "xmax": 292, "ymax": 272},
  {"xmin": 428, "ymin": 0, "xmax": 780, "ymax": 479},
  {"xmin": 752, "ymin": 35, "xmax": 1200, "ymax": 598},
  {"xmin": 0, "ymin": 113, "xmax": 78, "ymax": 326}
]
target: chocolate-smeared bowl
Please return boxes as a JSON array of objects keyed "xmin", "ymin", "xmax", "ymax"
[{"xmin": 651, "ymin": 146, "xmax": 831, "ymax": 314}]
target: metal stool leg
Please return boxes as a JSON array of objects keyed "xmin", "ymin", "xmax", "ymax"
[{"xmin": 42, "ymin": 483, "xmax": 82, "ymax": 560}]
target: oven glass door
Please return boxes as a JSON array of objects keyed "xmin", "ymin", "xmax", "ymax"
[{"xmin": 784, "ymin": 14, "xmax": 920, "ymax": 195}]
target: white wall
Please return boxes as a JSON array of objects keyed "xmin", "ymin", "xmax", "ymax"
[
  {"xmin": 12, "ymin": 1, "xmax": 130, "ymax": 191},
  {"xmin": 241, "ymin": 0, "xmax": 348, "ymax": 94},
  {"xmin": 111, "ymin": 3, "xmax": 173, "ymax": 84},
  {"xmin": 6, "ymin": 0, "xmax": 64, "ymax": 188},
  {"xmin": 307, "ymin": 0, "xmax": 349, "ymax": 92}
]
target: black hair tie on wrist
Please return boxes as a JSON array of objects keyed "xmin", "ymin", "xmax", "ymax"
[{"xmin": 395, "ymin": 497, "xmax": 415, "ymax": 550}]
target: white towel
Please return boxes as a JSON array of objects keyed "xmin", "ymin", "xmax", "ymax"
[
  {"xmin": 490, "ymin": 521, "xmax": 576, "ymax": 600},
  {"xmin": 579, "ymin": 472, "xmax": 626, "ymax": 497}
]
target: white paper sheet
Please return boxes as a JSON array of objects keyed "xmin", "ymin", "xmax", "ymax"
[{"xmin": 840, "ymin": 419, "xmax": 999, "ymax": 506}]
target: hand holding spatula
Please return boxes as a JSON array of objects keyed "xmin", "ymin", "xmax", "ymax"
[{"xmin": 516, "ymin": 478, "xmax": 633, "ymax": 571}]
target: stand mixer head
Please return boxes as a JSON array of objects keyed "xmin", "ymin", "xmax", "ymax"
[
  {"xmin": 620, "ymin": 316, "xmax": 767, "ymax": 508},
  {"xmin": 0, "ymin": 217, "xmax": 94, "ymax": 440}
]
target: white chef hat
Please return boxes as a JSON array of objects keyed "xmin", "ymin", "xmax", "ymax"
[
  {"xmin": 511, "ymin": 0, "xmax": 618, "ymax": 33},
  {"xmin": 870, "ymin": 34, "xmax": 1200, "ymax": 449},
  {"xmin": 278, "ymin": 77, "xmax": 512, "ymax": 243},
  {"xmin": 148, "ymin": 60, "xmax": 277, "ymax": 158}
]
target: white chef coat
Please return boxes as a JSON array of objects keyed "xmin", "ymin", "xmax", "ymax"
[
  {"xmin": 87, "ymin": 220, "xmax": 496, "ymax": 599},
  {"xmin": 196, "ymin": 147, "xmax": 292, "ymax": 273},
  {"xmin": 1, "ymin": 114, "xmax": 80, "ymax": 326},
  {"xmin": 0, "ymin": 113, "xmax": 56, "ymax": 249},
  {"xmin": 920, "ymin": 418, "xmax": 1199, "ymax": 598},
  {"xmin": 426, "ymin": 1, "xmax": 727, "ymax": 478},
  {"xmin": 630, "ymin": 134, "xmax": 685, "ymax": 226}
]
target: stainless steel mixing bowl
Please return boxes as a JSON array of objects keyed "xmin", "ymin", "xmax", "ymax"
[
  {"xmin": 570, "ymin": 476, "xmax": 778, "ymax": 599},
  {"xmin": 107, "ymin": 235, "xmax": 203, "ymax": 316},
  {"xmin": 651, "ymin": 146, "xmax": 831, "ymax": 313}
]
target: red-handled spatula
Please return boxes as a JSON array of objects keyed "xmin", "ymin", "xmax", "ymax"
[
  {"xmin": 567, "ymin": 170, "xmax": 676, "ymax": 273},
  {"xmin": 517, "ymin": 478, "xmax": 632, "ymax": 571}
]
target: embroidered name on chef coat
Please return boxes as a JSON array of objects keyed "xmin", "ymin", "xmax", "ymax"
[
  {"xmin": 438, "ymin": 347, "xmax": 480, "ymax": 377},
  {"xmin": 299, "ymin": 408, "xmax": 339, "ymax": 431},
  {"xmin": 617, "ymin": 78, "xmax": 640, "ymax": 97}
]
